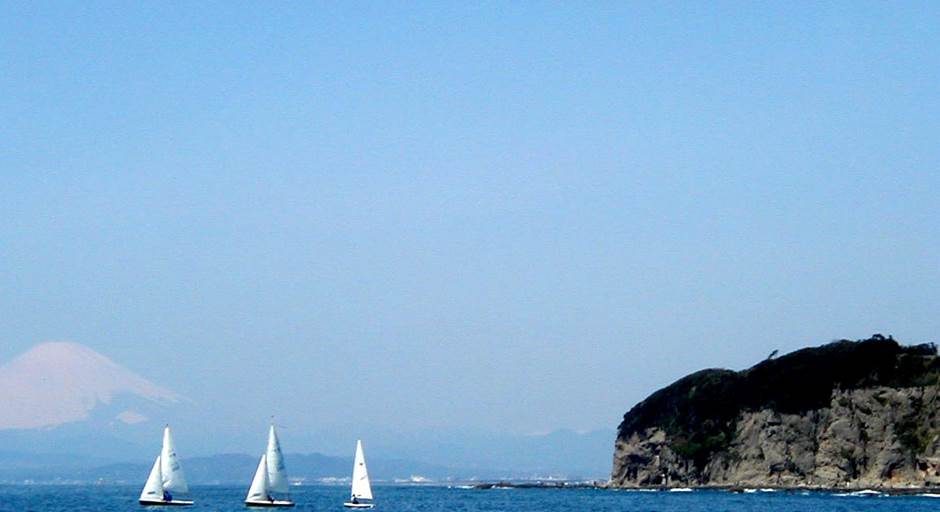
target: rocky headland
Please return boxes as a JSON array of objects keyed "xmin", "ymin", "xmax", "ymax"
[{"xmin": 611, "ymin": 335, "xmax": 940, "ymax": 489}]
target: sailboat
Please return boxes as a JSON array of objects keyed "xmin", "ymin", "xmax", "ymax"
[
  {"xmin": 343, "ymin": 440, "xmax": 375, "ymax": 509},
  {"xmin": 245, "ymin": 424, "xmax": 295, "ymax": 507},
  {"xmin": 139, "ymin": 426, "xmax": 194, "ymax": 506}
]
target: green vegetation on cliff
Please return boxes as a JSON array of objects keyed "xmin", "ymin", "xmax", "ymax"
[{"xmin": 617, "ymin": 335, "xmax": 940, "ymax": 468}]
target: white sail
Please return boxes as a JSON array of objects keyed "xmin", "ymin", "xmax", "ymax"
[
  {"xmin": 246, "ymin": 454, "xmax": 270, "ymax": 502},
  {"xmin": 266, "ymin": 425, "xmax": 289, "ymax": 493},
  {"xmin": 160, "ymin": 426, "xmax": 189, "ymax": 494},
  {"xmin": 350, "ymin": 440, "xmax": 373, "ymax": 500},
  {"xmin": 139, "ymin": 455, "xmax": 164, "ymax": 501}
]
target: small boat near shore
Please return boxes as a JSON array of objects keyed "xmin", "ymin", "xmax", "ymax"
[{"xmin": 139, "ymin": 426, "xmax": 194, "ymax": 506}]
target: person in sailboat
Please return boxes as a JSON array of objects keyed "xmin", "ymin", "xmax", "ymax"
[
  {"xmin": 163, "ymin": 490, "xmax": 172, "ymax": 502},
  {"xmin": 351, "ymin": 497, "xmax": 359, "ymax": 505}
]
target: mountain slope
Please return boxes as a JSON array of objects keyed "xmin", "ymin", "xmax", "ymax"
[{"xmin": 0, "ymin": 341, "xmax": 182, "ymax": 430}]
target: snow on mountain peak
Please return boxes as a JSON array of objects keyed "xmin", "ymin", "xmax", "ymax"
[{"xmin": 0, "ymin": 341, "xmax": 182, "ymax": 430}]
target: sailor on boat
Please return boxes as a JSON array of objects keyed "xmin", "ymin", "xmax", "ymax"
[
  {"xmin": 244, "ymin": 424, "xmax": 295, "ymax": 507},
  {"xmin": 139, "ymin": 425, "xmax": 194, "ymax": 506},
  {"xmin": 343, "ymin": 440, "xmax": 375, "ymax": 508}
]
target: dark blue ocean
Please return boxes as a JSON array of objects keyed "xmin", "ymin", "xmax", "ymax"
[{"xmin": 2, "ymin": 485, "xmax": 939, "ymax": 512}]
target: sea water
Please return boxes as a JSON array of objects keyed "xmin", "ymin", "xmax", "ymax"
[{"xmin": 1, "ymin": 485, "xmax": 939, "ymax": 512}]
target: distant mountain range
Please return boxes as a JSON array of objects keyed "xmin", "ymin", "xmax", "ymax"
[
  {"xmin": 367, "ymin": 428, "xmax": 613, "ymax": 478},
  {"xmin": 0, "ymin": 450, "xmax": 462, "ymax": 484},
  {"xmin": 0, "ymin": 342, "xmax": 613, "ymax": 482}
]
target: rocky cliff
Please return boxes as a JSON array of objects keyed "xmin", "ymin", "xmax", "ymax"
[{"xmin": 611, "ymin": 335, "xmax": 940, "ymax": 488}]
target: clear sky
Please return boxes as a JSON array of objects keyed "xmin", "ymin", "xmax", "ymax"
[{"xmin": 1, "ymin": 2, "xmax": 938, "ymax": 441}]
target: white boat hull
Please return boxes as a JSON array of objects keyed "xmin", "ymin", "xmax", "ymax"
[
  {"xmin": 140, "ymin": 498, "xmax": 194, "ymax": 506},
  {"xmin": 343, "ymin": 502, "xmax": 375, "ymax": 509},
  {"xmin": 245, "ymin": 499, "xmax": 295, "ymax": 507}
]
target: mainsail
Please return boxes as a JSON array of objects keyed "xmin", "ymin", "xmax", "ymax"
[
  {"xmin": 266, "ymin": 425, "xmax": 289, "ymax": 493},
  {"xmin": 350, "ymin": 440, "xmax": 373, "ymax": 500},
  {"xmin": 246, "ymin": 454, "xmax": 270, "ymax": 502},
  {"xmin": 139, "ymin": 456, "xmax": 164, "ymax": 501},
  {"xmin": 160, "ymin": 426, "xmax": 189, "ymax": 494}
]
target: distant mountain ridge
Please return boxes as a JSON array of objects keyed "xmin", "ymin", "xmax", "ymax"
[
  {"xmin": 0, "ymin": 450, "xmax": 487, "ymax": 484},
  {"xmin": 372, "ymin": 428, "xmax": 612, "ymax": 478}
]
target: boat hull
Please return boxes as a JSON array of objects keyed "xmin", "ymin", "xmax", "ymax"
[
  {"xmin": 245, "ymin": 500, "xmax": 295, "ymax": 507},
  {"xmin": 139, "ymin": 499, "xmax": 194, "ymax": 506},
  {"xmin": 343, "ymin": 503, "xmax": 375, "ymax": 509}
]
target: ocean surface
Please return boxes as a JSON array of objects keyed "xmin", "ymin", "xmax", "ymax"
[{"xmin": 2, "ymin": 485, "xmax": 940, "ymax": 512}]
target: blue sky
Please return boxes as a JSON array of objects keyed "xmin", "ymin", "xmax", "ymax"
[{"xmin": 1, "ymin": 2, "xmax": 939, "ymax": 441}]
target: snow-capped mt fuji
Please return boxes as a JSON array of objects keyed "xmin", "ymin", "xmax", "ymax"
[{"xmin": 0, "ymin": 341, "xmax": 182, "ymax": 430}]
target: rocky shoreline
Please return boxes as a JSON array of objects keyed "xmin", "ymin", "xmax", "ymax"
[
  {"xmin": 471, "ymin": 481, "xmax": 940, "ymax": 495},
  {"xmin": 611, "ymin": 336, "xmax": 940, "ymax": 490},
  {"xmin": 613, "ymin": 484, "xmax": 940, "ymax": 496}
]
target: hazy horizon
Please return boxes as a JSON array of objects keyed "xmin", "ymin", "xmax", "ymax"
[{"xmin": 2, "ymin": 2, "xmax": 938, "ymax": 455}]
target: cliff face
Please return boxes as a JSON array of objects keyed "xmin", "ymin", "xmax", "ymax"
[{"xmin": 612, "ymin": 336, "xmax": 940, "ymax": 488}]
